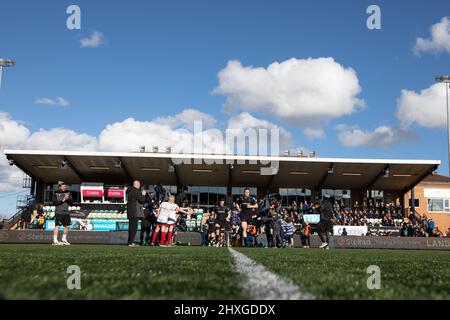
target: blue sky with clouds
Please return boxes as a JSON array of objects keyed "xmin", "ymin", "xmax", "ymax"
[{"xmin": 0, "ymin": 0, "xmax": 449, "ymax": 216}]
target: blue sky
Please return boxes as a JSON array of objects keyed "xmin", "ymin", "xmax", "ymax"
[{"xmin": 0, "ymin": 0, "xmax": 449, "ymax": 216}]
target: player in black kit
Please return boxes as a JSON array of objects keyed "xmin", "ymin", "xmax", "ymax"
[
  {"xmin": 206, "ymin": 212, "xmax": 218, "ymax": 246},
  {"xmin": 212, "ymin": 198, "xmax": 230, "ymax": 247},
  {"xmin": 236, "ymin": 188, "xmax": 258, "ymax": 247}
]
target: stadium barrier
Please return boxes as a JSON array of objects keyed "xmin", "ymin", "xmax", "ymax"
[
  {"xmin": 0, "ymin": 230, "xmax": 200, "ymax": 245},
  {"xmin": 0, "ymin": 230, "xmax": 449, "ymax": 249}
]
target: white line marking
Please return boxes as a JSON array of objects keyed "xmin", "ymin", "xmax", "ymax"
[{"xmin": 228, "ymin": 247, "xmax": 315, "ymax": 300}]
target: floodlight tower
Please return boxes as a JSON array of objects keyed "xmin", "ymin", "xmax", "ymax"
[
  {"xmin": 436, "ymin": 75, "xmax": 450, "ymax": 176},
  {"xmin": 0, "ymin": 58, "xmax": 15, "ymax": 90}
]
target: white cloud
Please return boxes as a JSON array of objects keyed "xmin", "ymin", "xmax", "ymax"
[
  {"xmin": 0, "ymin": 109, "xmax": 294, "ymax": 194},
  {"xmin": 25, "ymin": 128, "xmax": 97, "ymax": 151},
  {"xmin": 396, "ymin": 83, "xmax": 447, "ymax": 128},
  {"xmin": 0, "ymin": 113, "xmax": 31, "ymax": 192},
  {"xmin": 0, "ymin": 112, "xmax": 30, "ymax": 148},
  {"xmin": 34, "ymin": 97, "xmax": 70, "ymax": 107},
  {"xmin": 227, "ymin": 112, "xmax": 292, "ymax": 140},
  {"xmin": 227, "ymin": 112, "xmax": 294, "ymax": 153},
  {"xmin": 414, "ymin": 17, "xmax": 450, "ymax": 55},
  {"xmin": 303, "ymin": 128, "xmax": 325, "ymax": 138},
  {"xmin": 80, "ymin": 31, "xmax": 105, "ymax": 48},
  {"xmin": 0, "ymin": 113, "xmax": 96, "ymax": 192},
  {"xmin": 336, "ymin": 124, "xmax": 414, "ymax": 148},
  {"xmin": 98, "ymin": 111, "xmax": 292, "ymax": 155},
  {"xmin": 214, "ymin": 58, "xmax": 364, "ymax": 127},
  {"xmin": 98, "ymin": 117, "xmax": 195, "ymax": 153},
  {"xmin": 153, "ymin": 108, "xmax": 217, "ymax": 129}
]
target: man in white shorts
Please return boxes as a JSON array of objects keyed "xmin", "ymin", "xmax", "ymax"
[{"xmin": 150, "ymin": 195, "xmax": 191, "ymax": 247}]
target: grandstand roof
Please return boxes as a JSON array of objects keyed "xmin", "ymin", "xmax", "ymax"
[{"xmin": 3, "ymin": 149, "xmax": 441, "ymax": 191}]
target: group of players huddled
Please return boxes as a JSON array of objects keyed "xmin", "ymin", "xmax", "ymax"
[
  {"xmin": 52, "ymin": 179, "xmax": 327, "ymax": 248},
  {"xmin": 134, "ymin": 186, "xmax": 260, "ymax": 248},
  {"xmin": 204, "ymin": 188, "xmax": 259, "ymax": 247},
  {"xmin": 134, "ymin": 185, "xmax": 318, "ymax": 248}
]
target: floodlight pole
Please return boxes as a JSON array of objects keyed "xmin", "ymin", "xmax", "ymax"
[
  {"xmin": 447, "ymin": 83, "xmax": 450, "ymax": 178},
  {"xmin": 0, "ymin": 66, "xmax": 3, "ymax": 90},
  {"xmin": 0, "ymin": 58, "xmax": 16, "ymax": 91},
  {"xmin": 436, "ymin": 76, "xmax": 450, "ymax": 177}
]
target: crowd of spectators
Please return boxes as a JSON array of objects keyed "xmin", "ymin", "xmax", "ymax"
[
  {"xmin": 19, "ymin": 203, "xmax": 47, "ymax": 230},
  {"xmin": 286, "ymin": 199, "xmax": 448, "ymax": 238},
  {"xmin": 13, "ymin": 196, "xmax": 450, "ymax": 240}
]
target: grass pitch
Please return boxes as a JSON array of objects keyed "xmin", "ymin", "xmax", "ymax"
[
  {"xmin": 0, "ymin": 245, "xmax": 245, "ymax": 300},
  {"xmin": 239, "ymin": 248, "xmax": 450, "ymax": 300},
  {"xmin": 0, "ymin": 244, "xmax": 448, "ymax": 300}
]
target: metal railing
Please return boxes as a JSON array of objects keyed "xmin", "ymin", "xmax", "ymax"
[{"xmin": 1, "ymin": 208, "xmax": 25, "ymax": 230}]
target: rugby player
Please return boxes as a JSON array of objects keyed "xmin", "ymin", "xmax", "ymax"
[
  {"xmin": 212, "ymin": 199, "xmax": 230, "ymax": 247},
  {"xmin": 236, "ymin": 188, "xmax": 258, "ymax": 247},
  {"xmin": 205, "ymin": 212, "xmax": 218, "ymax": 246},
  {"xmin": 151, "ymin": 194, "xmax": 191, "ymax": 247}
]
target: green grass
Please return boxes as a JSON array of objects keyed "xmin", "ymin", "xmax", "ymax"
[
  {"xmin": 238, "ymin": 248, "xmax": 450, "ymax": 300},
  {"xmin": 0, "ymin": 245, "xmax": 246, "ymax": 300},
  {"xmin": 0, "ymin": 245, "xmax": 449, "ymax": 300}
]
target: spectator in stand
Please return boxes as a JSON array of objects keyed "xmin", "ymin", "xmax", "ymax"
[
  {"xmin": 431, "ymin": 227, "xmax": 443, "ymax": 237},
  {"xmin": 34, "ymin": 203, "xmax": 45, "ymax": 230},
  {"xmin": 301, "ymin": 200, "xmax": 310, "ymax": 214},
  {"xmin": 38, "ymin": 214, "xmax": 45, "ymax": 230},
  {"xmin": 427, "ymin": 219, "xmax": 435, "ymax": 234},
  {"xmin": 20, "ymin": 204, "xmax": 32, "ymax": 230}
]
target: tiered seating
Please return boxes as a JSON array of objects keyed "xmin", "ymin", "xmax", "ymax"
[
  {"xmin": 43, "ymin": 206, "xmax": 55, "ymax": 218},
  {"xmin": 42, "ymin": 206, "xmax": 128, "ymax": 221},
  {"xmin": 366, "ymin": 218, "xmax": 403, "ymax": 225},
  {"xmin": 86, "ymin": 209, "xmax": 128, "ymax": 221},
  {"xmin": 186, "ymin": 208, "xmax": 204, "ymax": 231}
]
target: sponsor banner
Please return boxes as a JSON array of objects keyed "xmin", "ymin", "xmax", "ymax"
[
  {"xmin": 1, "ymin": 230, "xmax": 449, "ymax": 249},
  {"xmin": 82, "ymin": 189, "xmax": 103, "ymax": 197},
  {"xmin": 332, "ymin": 236, "xmax": 450, "ymax": 250},
  {"xmin": 0, "ymin": 230, "xmax": 129, "ymax": 244},
  {"xmin": 105, "ymin": 189, "xmax": 124, "ymax": 198},
  {"xmin": 333, "ymin": 225, "xmax": 368, "ymax": 236},
  {"xmin": 45, "ymin": 219, "xmax": 118, "ymax": 231},
  {"xmin": 0, "ymin": 230, "xmax": 201, "ymax": 245},
  {"xmin": 303, "ymin": 214, "xmax": 320, "ymax": 224},
  {"xmin": 0, "ymin": 230, "xmax": 449, "ymax": 249},
  {"xmin": 368, "ymin": 226, "xmax": 401, "ymax": 236}
]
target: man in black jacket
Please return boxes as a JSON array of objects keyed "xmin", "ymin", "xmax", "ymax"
[
  {"xmin": 127, "ymin": 180, "xmax": 146, "ymax": 247},
  {"xmin": 140, "ymin": 195, "xmax": 157, "ymax": 246},
  {"xmin": 52, "ymin": 182, "xmax": 73, "ymax": 245},
  {"xmin": 318, "ymin": 196, "xmax": 333, "ymax": 249}
]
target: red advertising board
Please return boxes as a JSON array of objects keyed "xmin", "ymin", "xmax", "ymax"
[
  {"xmin": 82, "ymin": 189, "xmax": 103, "ymax": 197},
  {"xmin": 105, "ymin": 189, "xmax": 124, "ymax": 198}
]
